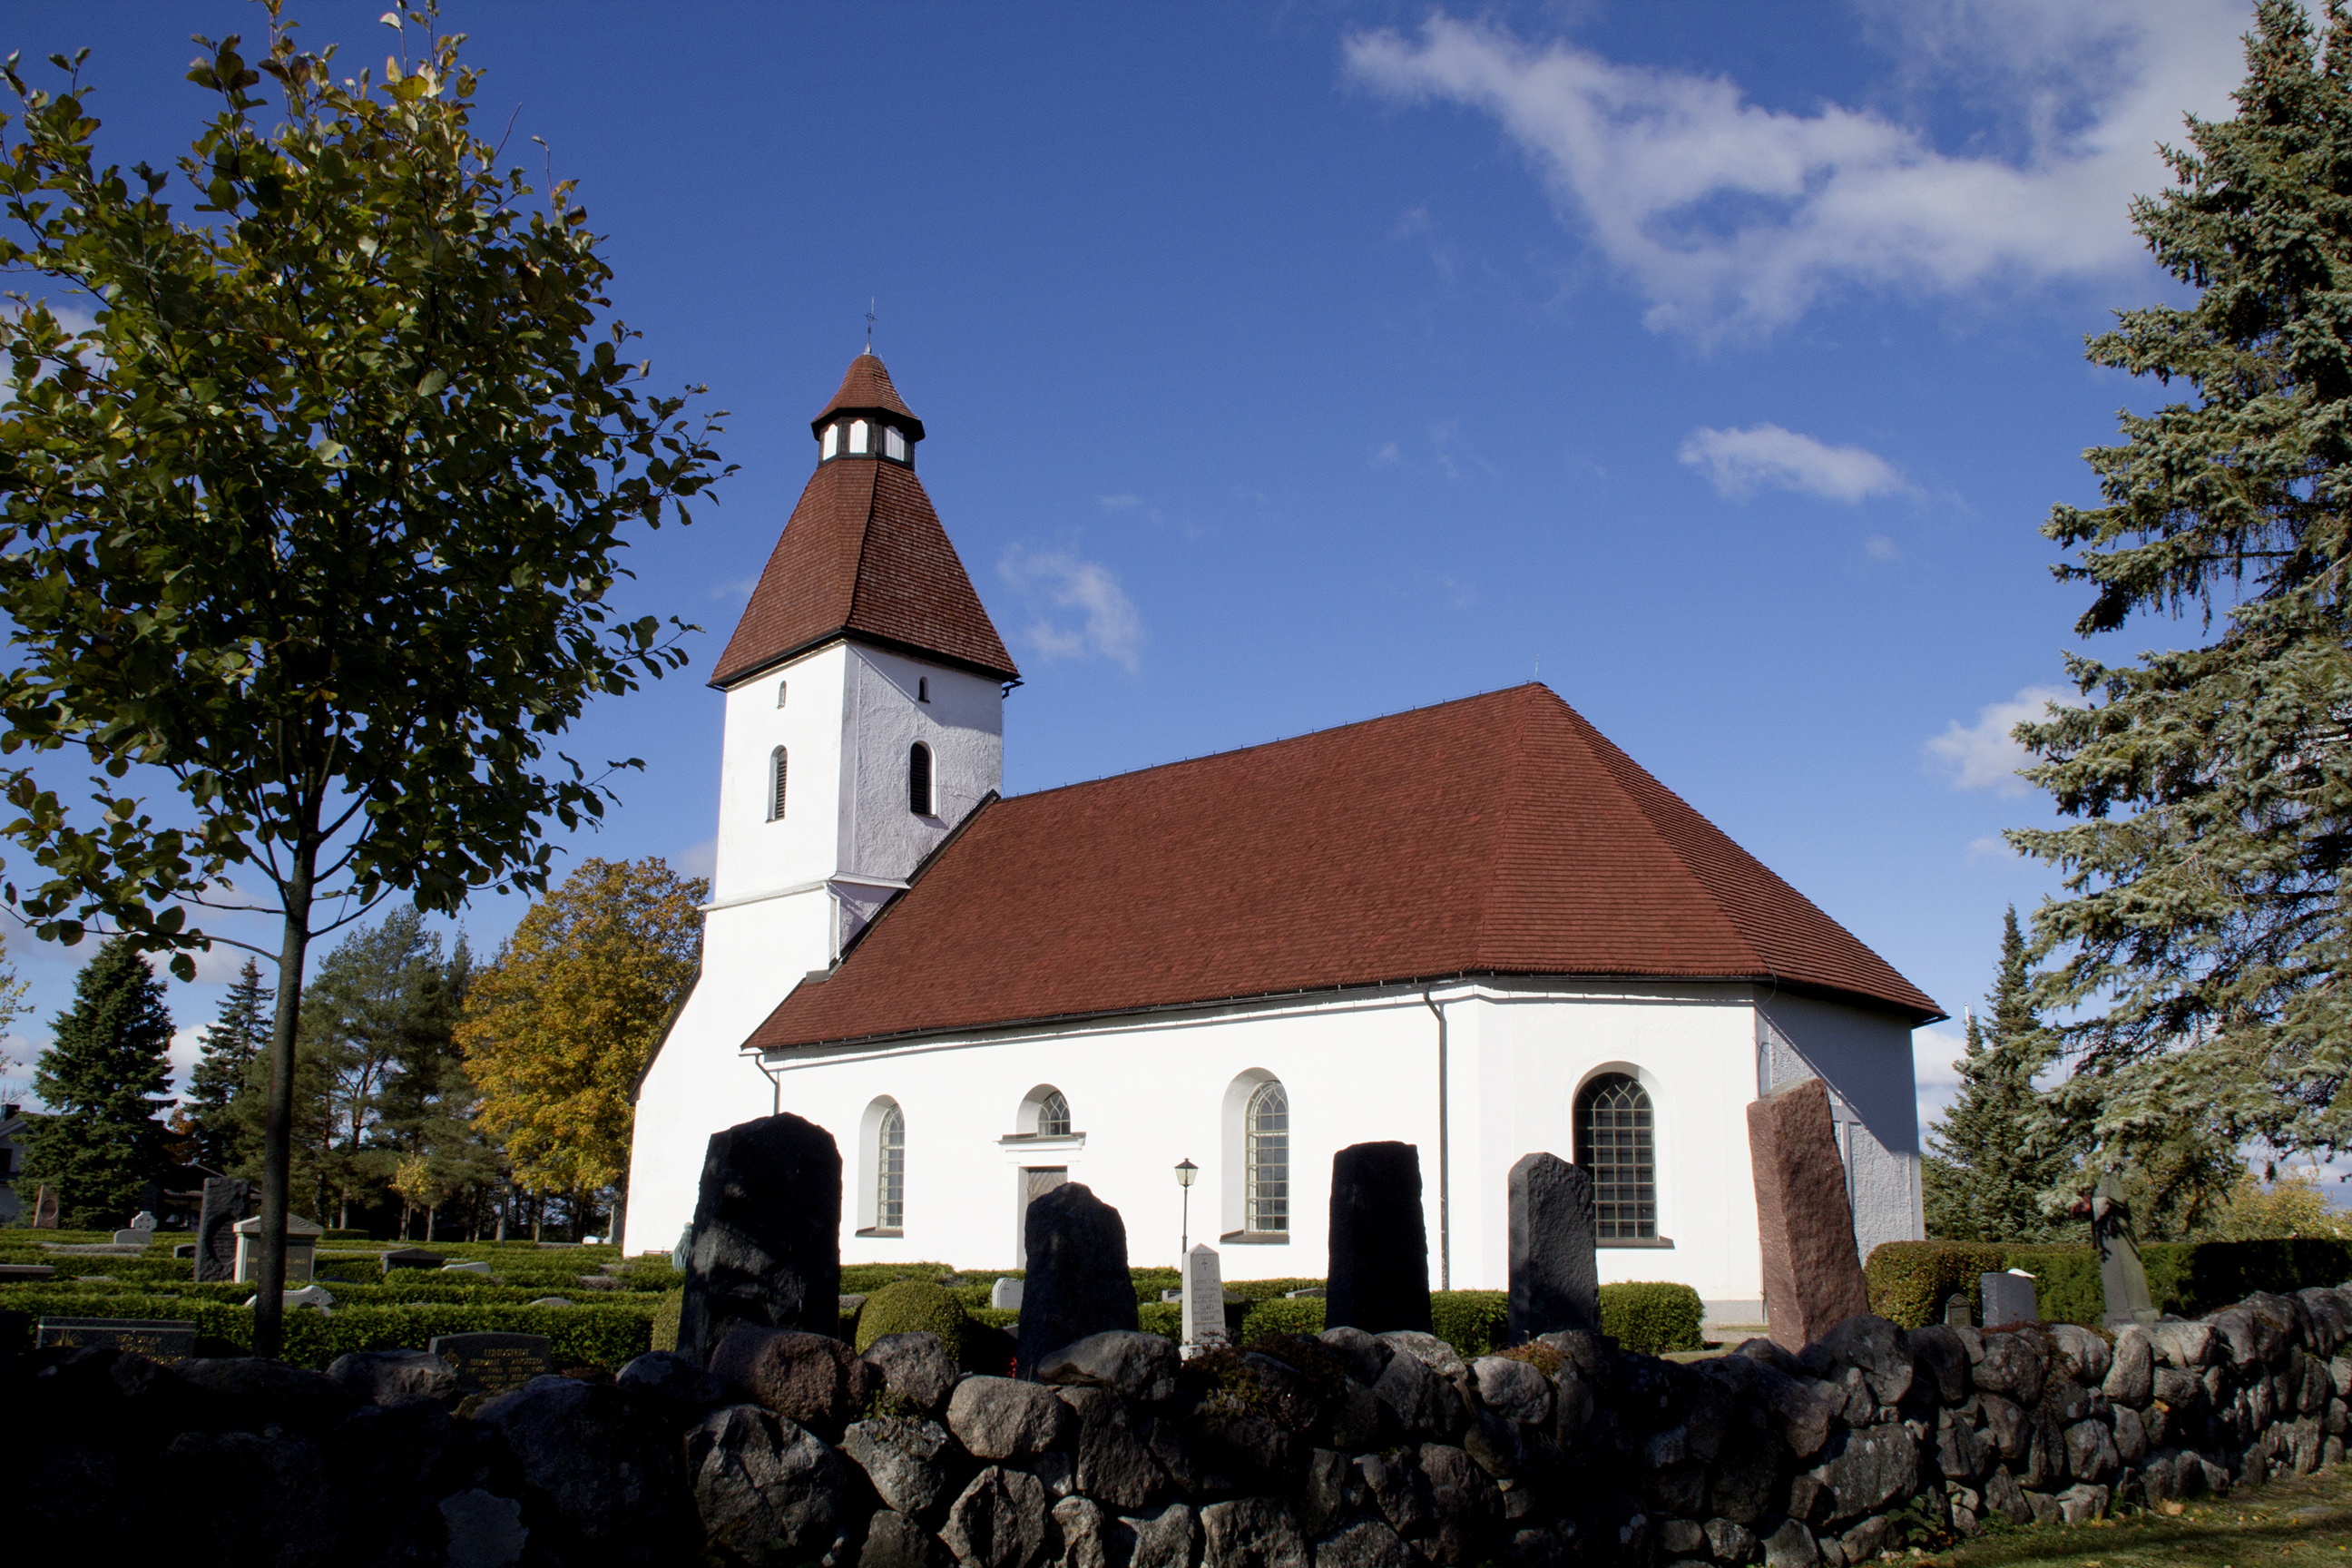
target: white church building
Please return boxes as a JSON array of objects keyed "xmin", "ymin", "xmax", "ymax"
[{"xmin": 624, "ymin": 353, "xmax": 1943, "ymax": 1318}]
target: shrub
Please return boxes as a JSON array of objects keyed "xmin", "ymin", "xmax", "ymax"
[
  {"xmin": 652, "ymin": 1287, "xmax": 681, "ymax": 1353},
  {"xmin": 1429, "ymin": 1291, "xmax": 1509, "ymax": 1357},
  {"xmin": 1600, "ymin": 1282, "xmax": 1702, "ymax": 1354},
  {"xmin": 1864, "ymin": 1240, "xmax": 2005, "ymax": 1328},
  {"xmin": 1138, "ymin": 1301, "xmax": 1181, "ymax": 1340},
  {"xmin": 1224, "ymin": 1278, "xmax": 1323, "ymax": 1301},
  {"xmin": 967, "ymin": 1307, "xmax": 1018, "ymax": 1330},
  {"xmin": 840, "ymin": 1263, "xmax": 958, "ymax": 1294},
  {"xmin": 856, "ymin": 1279, "xmax": 971, "ymax": 1360},
  {"xmin": 1237, "ymin": 1298, "xmax": 1325, "ymax": 1340}
]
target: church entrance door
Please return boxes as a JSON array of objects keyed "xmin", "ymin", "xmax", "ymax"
[{"xmin": 1015, "ymin": 1167, "xmax": 1067, "ymax": 1265}]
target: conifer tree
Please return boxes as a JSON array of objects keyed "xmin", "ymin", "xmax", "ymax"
[
  {"xmin": 1923, "ymin": 908, "xmax": 2077, "ymax": 1240},
  {"xmin": 2013, "ymin": 1, "xmax": 2352, "ymax": 1184},
  {"xmin": 185, "ymin": 958, "xmax": 272, "ymax": 1171},
  {"xmin": 21, "ymin": 937, "xmax": 174, "ymax": 1228}
]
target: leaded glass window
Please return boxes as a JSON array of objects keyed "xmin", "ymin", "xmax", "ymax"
[
  {"xmin": 1036, "ymin": 1090, "xmax": 1071, "ymax": 1137},
  {"xmin": 1576, "ymin": 1073, "xmax": 1655, "ymax": 1239},
  {"xmin": 875, "ymin": 1102, "xmax": 905, "ymax": 1232},
  {"xmin": 1245, "ymin": 1080, "xmax": 1289, "ymax": 1234}
]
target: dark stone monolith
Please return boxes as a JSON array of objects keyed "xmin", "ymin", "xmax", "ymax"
[
  {"xmin": 1016, "ymin": 1181, "xmax": 1138, "ymax": 1377},
  {"xmin": 1507, "ymin": 1152, "xmax": 1598, "ymax": 1342},
  {"xmin": 1325, "ymin": 1141, "xmax": 1432, "ymax": 1336},
  {"xmin": 194, "ymin": 1177, "xmax": 256, "ymax": 1283},
  {"xmin": 2090, "ymin": 1180, "xmax": 2159, "ymax": 1328},
  {"xmin": 678, "ymin": 1113, "xmax": 842, "ymax": 1367},
  {"xmin": 1746, "ymin": 1077, "xmax": 1868, "ymax": 1352}
]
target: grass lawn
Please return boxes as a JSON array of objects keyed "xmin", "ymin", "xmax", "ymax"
[{"xmin": 1928, "ymin": 1463, "xmax": 2352, "ymax": 1568}]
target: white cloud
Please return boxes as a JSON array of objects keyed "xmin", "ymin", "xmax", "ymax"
[
  {"xmin": 165, "ymin": 1025, "xmax": 205, "ymax": 1095},
  {"xmin": 1678, "ymin": 424, "xmax": 1907, "ymax": 502},
  {"xmin": 1863, "ymin": 534, "xmax": 1901, "ymax": 562},
  {"xmin": 1913, "ymin": 1024, "xmax": 1969, "ymax": 1134},
  {"xmin": 1926, "ymin": 684, "xmax": 2082, "ymax": 797},
  {"xmin": 707, "ymin": 576, "xmax": 758, "ymax": 603},
  {"xmin": 998, "ymin": 545, "xmax": 1144, "ymax": 672},
  {"xmin": 1967, "ymin": 834, "xmax": 2014, "ymax": 861},
  {"xmin": 1343, "ymin": 4, "xmax": 2246, "ymax": 338}
]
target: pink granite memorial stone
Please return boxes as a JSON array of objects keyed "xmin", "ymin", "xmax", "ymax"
[{"xmin": 1747, "ymin": 1077, "xmax": 1869, "ymax": 1352}]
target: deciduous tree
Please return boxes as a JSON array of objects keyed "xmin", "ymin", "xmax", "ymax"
[
  {"xmin": 20, "ymin": 937, "xmax": 173, "ymax": 1228},
  {"xmin": 0, "ymin": 6, "xmax": 726, "ymax": 1350}
]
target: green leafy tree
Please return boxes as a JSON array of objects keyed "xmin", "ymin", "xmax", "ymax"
[
  {"xmin": 2013, "ymin": 2, "xmax": 2352, "ymax": 1197},
  {"xmin": 1923, "ymin": 908, "xmax": 2079, "ymax": 1241},
  {"xmin": 0, "ymin": 8, "xmax": 725, "ymax": 1348},
  {"xmin": 21, "ymin": 937, "xmax": 174, "ymax": 1227},
  {"xmin": 185, "ymin": 957, "xmax": 272, "ymax": 1171}
]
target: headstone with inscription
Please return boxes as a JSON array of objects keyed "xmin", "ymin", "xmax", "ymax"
[
  {"xmin": 1747, "ymin": 1076, "xmax": 1871, "ymax": 1351},
  {"xmin": 1181, "ymin": 1243, "xmax": 1226, "ymax": 1350},
  {"xmin": 36, "ymin": 1317, "xmax": 197, "ymax": 1360},
  {"xmin": 428, "ymin": 1331, "xmax": 556, "ymax": 1396},
  {"xmin": 111, "ymin": 1210, "xmax": 159, "ymax": 1247},
  {"xmin": 1981, "ymin": 1270, "xmax": 2038, "ymax": 1328},
  {"xmin": 991, "ymin": 1276, "xmax": 1024, "ymax": 1311},
  {"xmin": 1326, "ymin": 1141, "xmax": 1433, "ymax": 1336},
  {"xmin": 232, "ymin": 1212, "xmax": 324, "ymax": 1285},
  {"xmin": 1507, "ymin": 1152, "xmax": 1599, "ymax": 1342},
  {"xmin": 195, "ymin": 1178, "xmax": 255, "ymax": 1283},
  {"xmin": 31, "ymin": 1183, "xmax": 58, "ymax": 1229},
  {"xmin": 2090, "ymin": 1180, "xmax": 2160, "ymax": 1328}
]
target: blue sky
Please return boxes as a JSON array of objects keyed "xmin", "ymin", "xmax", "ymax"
[{"xmin": 0, "ymin": 1, "xmax": 2265, "ymax": 1154}]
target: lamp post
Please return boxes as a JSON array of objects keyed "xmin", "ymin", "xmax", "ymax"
[{"xmin": 1174, "ymin": 1159, "xmax": 1197, "ymax": 1261}]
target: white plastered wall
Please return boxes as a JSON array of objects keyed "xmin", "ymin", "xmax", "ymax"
[{"xmin": 1755, "ymin": 991, "xmax": 1926, "ymax": 1269}]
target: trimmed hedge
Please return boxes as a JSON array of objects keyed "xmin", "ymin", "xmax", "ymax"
[
  {"xmin": 1865, "ymin": 1237, "xmax": 2352, "ymax": 1328},
  {"xmin": 855, "ymin": 1279, "xmax": 971, "ymax": 1359},
  {"xmin": 1600, "ymin": 1282, "xmax": 1703, "ymax": 1354},
  {"xmin": 1239, "ymin": 1298, "xmax": 1328, "ymax": 1340},
  {"xmin": 1428, "ymin": 1291, "xmax": 1509, "ymax": 1357}
]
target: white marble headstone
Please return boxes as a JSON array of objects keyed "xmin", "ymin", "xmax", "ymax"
[
  {"xmin": 991, "ymin": 1276, "xmax": 1024, "ymax": 1311},
  {"xmin": 1181, "ymin": 1243, "xmax": 1226, "ymax": 1348}
]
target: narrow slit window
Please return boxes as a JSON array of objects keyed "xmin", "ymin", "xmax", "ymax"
[
  {"xmin": 876, "ymin": 1103, "xmax": 905, "ymax": 1232},
  {"xmin": 822, "ymin": 425, "xmax": 840, "ymax": 459},
  {"xmin": 1245, "ymin": 1080, "xmax": 1289, "ymax": 1234},
  {"xmin": 917, "ymin": 677, "xmax": 930, "ymax": 702},
  {"xmin": 1036, "ymin": 1090, "xmax": 1071, "ymax": 1137},
  {"xmin": 1576, "ymin": 1073, "xmax": 1657, "ymax": 1240},
  {"xmin": 908, "ymin": 742, "xmax": 933, "ymax": 815},
  {"xmin": 769, "ymin": 747, "xmax": 788, "ymax": 821},
  {"xmin": 776, "ymin": 680, "xmax": 788, "ymax": 708}
]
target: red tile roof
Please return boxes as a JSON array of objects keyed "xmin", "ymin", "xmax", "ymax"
[
  {"xmin": 814, "ymin": 351, "xmax": 923, "ymax": 439},
  {"xmin": 744, "ymin": 685, "xmax": 1942, "ymax": 1052},
  {"xmin": 710, "ymin": 442, "xmax": 1019, "ymax": 689}
]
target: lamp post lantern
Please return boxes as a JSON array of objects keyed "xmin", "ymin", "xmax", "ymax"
[{"xmin": 1174, "ymin": 1159, "xmax": 1197, "ymax": 1259}]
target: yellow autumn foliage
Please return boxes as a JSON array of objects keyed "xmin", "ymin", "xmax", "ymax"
[{"xmin": 458, "ymin": 857, "xmax": 705, "ymax": 1196}]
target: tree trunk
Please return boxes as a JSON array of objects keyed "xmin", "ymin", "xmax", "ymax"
[{"xmin": 253, "ymin": 852, "xmax": 316, "ymax": 1362}]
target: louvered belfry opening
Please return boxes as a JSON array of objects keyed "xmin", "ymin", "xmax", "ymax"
[
  {"xmin": 908, "ymin": 742, "xmax": 933, "ymax": 815},
  {"xmin": 1577, "ymin": 1073, "xmax": 1657, "ymax": 1239},
  {"xmin": 769, "ymin": 747, "xmax": 788, "ymax": 821}
]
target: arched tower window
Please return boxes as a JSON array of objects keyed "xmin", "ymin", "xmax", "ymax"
[
  {"xmin": 908, "ymin": 742, "xmax": 934, "ymax": 815},
  {"xmin": 875, "ymin": 1102, "xmax": 905, "ymax": 1233},
  {"xmin": 1244, "ymin": 1080, "xmax": 1289, "ymax": 1235},
  {"xmin": 776, "ymin": 680, "xmax": 788, "ymax": 708},
  {"xmin": 1576, "ymin": 1073, "xmax": 1656, "ymax": 1240},
  {"xmin": 769, "ymin": 747, "xmax": 788, "ymax": 821},
  {"xmin": 1035, "ymin": 1089, "xmax": 1071, "ymax": 1137}
]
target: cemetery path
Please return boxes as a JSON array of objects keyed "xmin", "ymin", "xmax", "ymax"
[{"xmin": 1931, "ymin": 1463, "xmax": 2352, "ymax": 1568}]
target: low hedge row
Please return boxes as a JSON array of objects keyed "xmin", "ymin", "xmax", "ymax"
[
  {"xmin": 1864, "ymin": 1237, "xmax": 2352, "ymax": 1328},
  {"xmin": 1600, "ymin": 1281, "xmax": 1704, "ymax": 1354}
]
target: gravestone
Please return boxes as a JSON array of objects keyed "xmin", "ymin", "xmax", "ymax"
[
  {"xmin": 31, "ymin": 1183, "xmax": 57, "ymax": 1229},
  {"xmin": 671, "ymin": 1223, "xmax": 693, "ymax": 1274},
  {"xmin": 232, "ymin": 1212, "xmax": 323, "ymax": 1285},
  {"xmin": 1506, "ymin": 1152, "xmax": 1599, "ymax": 1342},
  {"xmin": 428, "ymin": 1331, "xmax": 556, "ymax": 1396},
  {"xmin": 1981, "ymin": 1270, "xmax": 2038, "ymax": 1328},
  {"xmin": 2090, "ymin": 1180, "xmax": 2160, "ymax": 1328},
  {"xmin": 991, "ymin": 1276, "xmax": 1024, "ymax": 1311},
  {"xmin": 0, "ymin": 1263, "xmax": 55, "ymax": 1281},
  {"xmin": 111, "ymin": 1210, "xmax": 158, "ymax": 1246},
  {"xmin": 195, "ymin": 1177, "xmax": 256, "ymax": 1283},
  {"xmin": 1944, "ymin": 1294, "xmax": 1972, "ymax": 1328},
  {"xmin": 1746, "ymin": 1076, "xmax": 1870, "ymax": 1351},
  {"xmin": 1016, "ymin": 1181, "xmax": 1138, "ymax": 1377},
  {"xmin": 677, "ymin": 1112, "xmax": 842, "ymax": 1366},
  {"xmin": 1326, "ymin": 1141, "xmax": 1433, "ymax": 1335},
  {"xmin": 35, "ymin": 1317, "xmax": 197, "ymax": 1361},
  {"xmin": 382, "ymin": 1247, "xmax": 447, "ymax": 1273},
  {"xmin": 1181, "ymin": 1243, "xmax": 1227, "ymax": 1349}
]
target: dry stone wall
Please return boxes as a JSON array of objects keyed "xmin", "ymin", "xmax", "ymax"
[{"xmin": 7, "ymin": 1286, "xmax": 2349, "ymax": 1567}]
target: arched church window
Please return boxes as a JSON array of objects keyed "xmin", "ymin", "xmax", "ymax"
[
  {"xmin": 822, "ymin": 424, "xmax": 839, "ymax": 460},
  {"xmin": 875, "ymin": 1102, "xmax": 905, "ymax": 1233},
  {"xmin": 849, "ymin": 419, "xmax": 870, "ymax": 455},
  {"xmin": 769, "ymin": 747, "xmax": 788, "ymax": 821},
  {"xmin": 1036, "ymin": 1089, "xmax": 1071, "ymax": 1137},
  {"xmin": 1576, "ymin": 1073, "xmax": 1656, "ymax": 1240},
  {"xmin": 1245, "ymin": 1080, "xmax": 1289, "ymax": 1235},
  {"xmin": 908, "ymin": 742, "xmax": 934, "ymax": 815}
]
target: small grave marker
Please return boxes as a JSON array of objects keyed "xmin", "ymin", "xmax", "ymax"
[
  {"xmin": 110, "ymin": 1210, "xmax": 159, "ymax": 1247},
  {"xmin": 36, "ymin": 1316, "xmax": 197, "ymax": 1361},
  {"xmin": 232, "ymin": 1212, "xmax": 324, "ymax": 1285},
  {"xmin": 31, "ymin": 1183, "xmax": 58, "ymax": 1229},
  {"xmin": 382, "ymin": 1247, "xmax": 447, "ymax": 1273},
  {"xmin": 990, "ymin": 1276, "xmax": 1024, "ymax": 1311},
  {"xmin": 1981, "ymin": 1270, "xmax": 2038, "ymax": 1328},
  {"xmin": 0, "ymin": 1263, "xmax": 56, "ymax": 1281},
  {"xmin": 1181, "ymin": 1243, "xmax": 1226, "ymax": 1350},
  {"xmin": 429, "ymin": 1330, "xmax": 556, "ymax": 1396}
]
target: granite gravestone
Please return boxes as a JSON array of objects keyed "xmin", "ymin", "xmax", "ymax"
[
  {"xmin": 990, "ymin": 1276, "xmax": 1024, "ymax": 1311},
  {"xmin": 2090, "ymin": 1180, "xmax": 2160, "ymax": 1328},
  {"xmin": 382, "ymin": 1247, "xmax": 446, "ymax": 1273},
  {"xmin": 1325, "ymin": 1141, "xmax": 1433, "ymax": 1336},
  {"xmin": 1506, "ymin": 1152, "xmax": 1599, "ymax": 1342},
  {"xmin": 0, "ymin": 1263, "xmax": 55, "ymax": 1281},
  {"xmin": 36, "ymin": 1317, "xmax": 196, "ymax": 1360},
  {"xmin": 1746, "ymin": 1076, "xmax": 1871, "ymax": 1352},
  {"xmin": 1016, "ymin": 1181, "xmax": 1139, "ymax": 1377},
  {"xmin": 233, "ymin": 1212, "xmax": 323, "ymax": 1285},
  {"xmin": 31, "ymin": 1183, "xmax": 57, "ymax": 1229},
  {"xmin": 428, "ymin": 1331, "xmax": 556, "ymax": 1395},
  {"xmin": 195, "ymin": 1177, "xmax": 256, "ymax": 1283},
  {"xmin": 1181, "ymin": 1243, "xmax": 1227, "ymax": 1349},
  {"xmin": 1980, "ymin": 1270, "xmax": 2039, "ymax": 1328},
  {"xmin": 677, "ymin": 1112, "xmax": 843, "ymax": 1367},
  {"xmin": 111, "ymin": 1210, "xmax": 158, "ymax": 1246}
]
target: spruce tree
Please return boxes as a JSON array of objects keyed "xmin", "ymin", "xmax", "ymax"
[
  {"xmin": 1923, "ymin": 909, "xmax": 2079, "ymax": 1241},
  {"xmin": 22, "ymin": 937, "xmax": 175, "ymax": 1228},
  {"xmin": 185, "ymin": 958, "xmax": 272, "ymax": 1171},
  {"xmin": 2013, "ymin": 1, "xmax": 2352, "ymax": 1182}
]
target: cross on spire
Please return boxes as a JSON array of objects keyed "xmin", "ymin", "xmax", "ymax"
[{"xmin": 865, "ymin": 298, "xmax": 877, "ymax": 355}]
